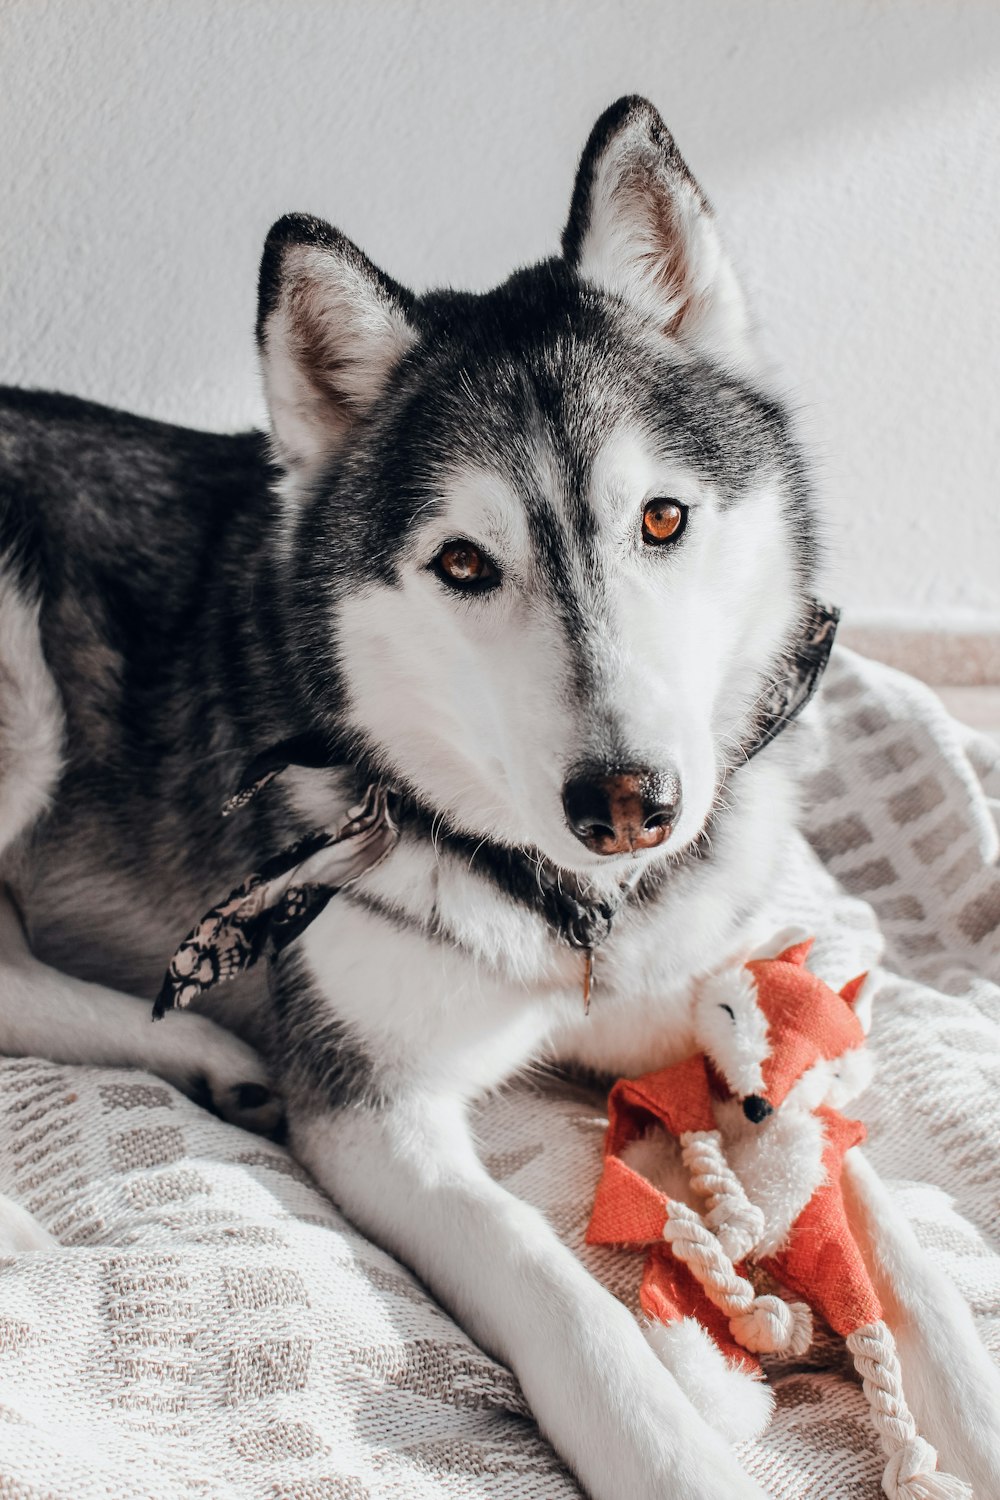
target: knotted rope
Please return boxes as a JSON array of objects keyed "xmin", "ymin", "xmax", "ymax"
[
  {"xmin": 680, "ymin": 1128, "xmax": 765, "ymax": 1261},
  {"xmin": 847, "ymin": 1323, "xmax": 973, "ymax": 1499},
  {"xmin": 663, "ymin": 1199, "xmax": 812, "ymax": 1356}
]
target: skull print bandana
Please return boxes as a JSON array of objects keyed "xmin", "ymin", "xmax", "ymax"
[{"xmin": 153, "ymin": 783, "xmax": 398, "ymax": 1018}]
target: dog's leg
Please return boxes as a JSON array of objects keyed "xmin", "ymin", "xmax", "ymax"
[
  {"xmin": 0, "ymin": 893, "xmax": 280, "ymax": 1133},
  {"xmin": 292, "ymin": 1092, "xmax": 769, "ymax": 1500},
  {"xmin": 0, "ymin": 576, "xmax": 276, "ymax": 1131},
  {"xmin": 843, "ymin": 1146, "xmax": 1000, "ymax": 1495}
]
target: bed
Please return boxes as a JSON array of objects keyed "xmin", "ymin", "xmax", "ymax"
[{"xmin": 1, "ymin": 647, "xmax": 997, "ymax": 1498}]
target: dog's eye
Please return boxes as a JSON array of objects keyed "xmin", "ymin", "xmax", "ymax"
[
  {"xmin": 433, "ymin": 540, "xmax": 500, "ymax": 592},
  {"xmin": 642, "ymin": 499, "xmax": 687, "ymax": 546}
]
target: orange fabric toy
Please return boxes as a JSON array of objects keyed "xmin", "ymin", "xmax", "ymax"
[{"xmin": 586, "ymin": 932, "xmax": 971, "ymax": 1499}]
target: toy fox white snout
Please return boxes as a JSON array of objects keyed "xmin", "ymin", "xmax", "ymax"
[{"xmin": 587, "ymin": 932, "xmax": 973, "ymax": 1499}]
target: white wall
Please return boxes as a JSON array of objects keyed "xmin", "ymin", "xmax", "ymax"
[{"xmin": 2, "ymin": 0, "xmax": 999, "ymax": 624}]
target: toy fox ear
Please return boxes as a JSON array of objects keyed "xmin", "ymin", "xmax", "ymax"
[
  {"xmin": 840, "ymin": 971, "xmax": 876, "ymax": 1033},
  {"xmin": 839, "ymin": 973, "xmax": 867, "ymax": 1006},
  {"xmin": 747, "ymin": 926, "xmax": 813, "ymax": 964},
  {"xmin": 776, "ymin": 937, "xmax": 814, "ymax": 967}
]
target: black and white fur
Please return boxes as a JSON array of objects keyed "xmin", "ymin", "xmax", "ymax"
[{"xmin": 1, "ymin": 98, "xmax": 997, "ymax": 1497}]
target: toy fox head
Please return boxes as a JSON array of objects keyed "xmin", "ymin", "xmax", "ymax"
[{"xmin": 693, "ymin": 928, "xmax": 875, "ymax": 1121}]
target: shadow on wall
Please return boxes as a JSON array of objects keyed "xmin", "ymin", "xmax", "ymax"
[
  {"xmin": 624, "ymin": 1, "xmax": 1000, "ymax": 168},
  {"xmin": 3, "ymin": 0, "xmax": 1000, "ymax": 316}
]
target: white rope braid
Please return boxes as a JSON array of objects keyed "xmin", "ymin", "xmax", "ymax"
[
  {"xmin": 847, "ymin": 1322, "xmax": 973, "ymax": 1499},
  {"xmin": 680, "ymin": 1129, "xmax": 766, "ymax": 1261},
  {"xmin": 662, "ymin": 1199, "xmax": 812, "ymax": 1356}
]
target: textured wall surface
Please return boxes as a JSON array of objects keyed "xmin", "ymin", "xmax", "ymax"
[{"xmin": 1, "ymin": 0, "xmax": 998, "ymax": 622}]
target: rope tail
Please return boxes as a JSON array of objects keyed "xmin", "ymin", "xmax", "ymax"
[
  {"xmin": 662, "ymin": 1199, "xmax": 812, "ymax": 1356},
  {"xmin": 847, "ymin": 1322, "xmax": 974, "ymax": 1499},
  {"xmin": 680, "ymin": 1128, "xmax": 766, "ymax": 1261}
]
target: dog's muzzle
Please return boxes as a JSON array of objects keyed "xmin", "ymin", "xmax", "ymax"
[{"xmin": 562, "ymin": 764, "xmax": 681, "ymax": 857}]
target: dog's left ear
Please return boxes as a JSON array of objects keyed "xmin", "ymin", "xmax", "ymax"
[
  {"xmin": 256, "ymin": 214, "xmax": 417, "ymax": 478},
  {"xmin": 562, "ymin": 97, "xmax": 751, "ymax": 366}
]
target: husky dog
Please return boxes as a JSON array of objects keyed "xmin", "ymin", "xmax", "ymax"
[{"xmin": 1, "ymin": 98, "xmax": 997, "ymax": 1498}]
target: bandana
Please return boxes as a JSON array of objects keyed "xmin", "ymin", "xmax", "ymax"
[
  {"xmin": 153, "ymin": 784, "xmax": 398, "ymax": 1018},
  {"xmin": 743, "ymin": 600, "xmax": 840, "ymax": 761},
  {"xmin": 152, "ymin": 599, "xmax": 838, "ymax": 1018}
]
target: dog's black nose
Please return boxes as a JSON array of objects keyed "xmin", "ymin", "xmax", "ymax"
[
  {"xmin": 562, "ymin": 764, "xmax": 681, "ymax": 856},
  {"xmin": 742, "ymin": 1094, "xmax": 773, "ymax": 1124}
]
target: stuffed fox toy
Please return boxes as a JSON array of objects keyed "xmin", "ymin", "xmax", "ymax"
[{"xmin": 586, "ymin": 931, "xmax": 972, "ymax": 1500}]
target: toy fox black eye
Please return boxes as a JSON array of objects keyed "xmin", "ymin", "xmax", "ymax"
[
  {"xmin": 642, "ymin": 499, "xmax": 687, "ymax": 546},
  {"xmin": 719, "ymin": 1003, "xmax": 735, "ymax": 1019},
  {"xmin": 432, "ymin": 540, "xmax": 500, "ymax": 593}
]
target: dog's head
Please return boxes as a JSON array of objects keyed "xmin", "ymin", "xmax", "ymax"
[{"xmin": 257, "ymin": 97, "xmax": 820, "ymax": 875}]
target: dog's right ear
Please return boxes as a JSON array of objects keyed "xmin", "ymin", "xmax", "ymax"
[
  {"xmin": 256, "ymin": 214, "xmax": 416, "ymax": 479},
  {"xmin": 562, "ymin": 97, "xmax": 751, "ymax": 366}
]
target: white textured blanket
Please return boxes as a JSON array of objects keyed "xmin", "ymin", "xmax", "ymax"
[{"xmin": 1, "ymin": 647, "xmax": 998, "ymax": 1499}]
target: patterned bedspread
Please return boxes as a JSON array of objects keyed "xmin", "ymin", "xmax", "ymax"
[{"xmin": 1, "ymin": 647, "xmax": 998, "ymax": 1498}]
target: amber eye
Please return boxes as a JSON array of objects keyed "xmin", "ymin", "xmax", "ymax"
[
  {"xmin": 433, "ymin": 540, "xmax": 500, "ymax": 592},
  {"xmin": 642, "ymin": 499, "xmax": 687, "ymax": 546}
]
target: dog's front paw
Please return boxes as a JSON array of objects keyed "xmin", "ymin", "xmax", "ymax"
[
  {"xmin": 150, "ymin": 1013, "xmax": 284, "ymax": 1136},
  {"xmin": 189, "ymin": 1066, "xmax": 285, "ymax": 1138},
  {"xmin": 537, "ymin": 1303, "xmax": 772, "ymax": 1500}
]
